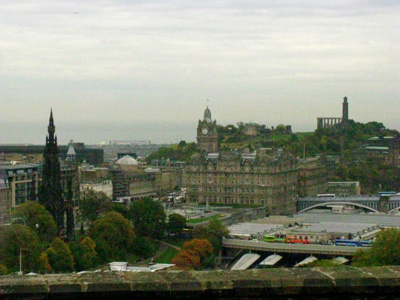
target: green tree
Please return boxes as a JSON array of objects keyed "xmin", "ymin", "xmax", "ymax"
[
  {"xmin": 129, "ymin": 198, "xmax": 166, "ymax": 239},
  {"xmin": 178, "ymin": 140, "xmax": 187, "ymax": 148},
  {"xmin": 353, "ymin": 228, "xmax": 400, "ymax": 266},
  {"xmin": 110, "ymin": 203, "xmax": 129, "ymax": 218},
  {"xmin": 70, "ymin": 237, "xmax": 98, "ymax": 271},
  {"xmin": 0, "ymin": 224, "xmax": 42, "ymax": 272},
  {"xmin": 132, "ymin": 237, "xmax": 156, "ymax": 258},
  {"xmin": 192, "ymin": 219, "xmax": 229, "ymax": 254},
  {"xmin": 12, "ymin": 201, "xmax": 57, "ymax": 242},
  {"xmin": 90, "ymin": 212, "xmax": 134, "ymax": 262},
  {"xmin": 167, "ymin": 213, "xmax": 186, "ymax": 235},
  {"xmin": 78, "ymin": 190, "xmax": 112, "ymax": 224},
  {"xmin": 45, "ymin": 237, "xmax": 74, "ymax": 272}
]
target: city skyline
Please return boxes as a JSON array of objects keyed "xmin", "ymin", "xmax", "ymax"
[{"xmin": 0, "ymin": 1, "xmax": 399, "ymax": 144}]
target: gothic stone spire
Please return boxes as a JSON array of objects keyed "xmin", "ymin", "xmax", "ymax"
[{"xmin": 40, "ymin": 109, "xmax": 64, "ymax": 232}]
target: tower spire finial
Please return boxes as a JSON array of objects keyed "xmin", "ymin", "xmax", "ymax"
[{"xmin": 48, "ymin": 109, "xmax": 56, "ymax": 143}]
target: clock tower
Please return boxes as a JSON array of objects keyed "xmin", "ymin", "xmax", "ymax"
[{"xmin": 197, "ymin": 107, "xmax": 218, "ymax": 153}]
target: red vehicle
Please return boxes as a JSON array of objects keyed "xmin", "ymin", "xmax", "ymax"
[{"xmin": 285, "ymin": 236, "xmax": 309, "ymax": 244}]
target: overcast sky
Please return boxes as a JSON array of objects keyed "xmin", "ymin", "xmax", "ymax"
[{"xmin": 0, "ymin": 1, "xmax": 399, "ymax": 144}]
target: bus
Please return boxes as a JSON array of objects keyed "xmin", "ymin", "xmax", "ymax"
[
  {"xmin": 285, "ymin": 236, "xmax": 309, "ymax": 244},
  {"xmin": 335, "ymin": 239, "xmax": 360, "ymax": 247},
  {"xmin": 263, "ymin": 235, "xmax": 285, "ymax": 243},
  {"xmin": 317, "ymin": 194, "xmax": 336, "ymax": 198},
  {"xmin": 378, "ymin": 191, "xmax": 397, "ymax": 196},
  {"xmin": 360, "ymin": 240, "xmax": 373, "ymax": 247}
]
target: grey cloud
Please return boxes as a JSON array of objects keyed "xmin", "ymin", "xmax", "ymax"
[{"xmin": 0, "ymin": 0, "xmax": 398, "ymax": 144}]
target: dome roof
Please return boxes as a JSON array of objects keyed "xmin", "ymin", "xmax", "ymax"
[{"xmin": 116, "ymin": 155, "xmax": 138, "ymax": 166}]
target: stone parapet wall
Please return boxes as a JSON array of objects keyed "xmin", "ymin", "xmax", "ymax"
[{"xmin": 0, "ymin": 267, "xmax": 400, "ymax": 299}]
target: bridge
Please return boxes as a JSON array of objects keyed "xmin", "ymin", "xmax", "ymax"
[
  {"xmin": 222, "ymin": 239, "xmax": 367, "ymax": 256},
  {"xmin": 0, "ymin": 267, "xmax": 399, "ymax": 299},
  {"xmin": 297, "ymin": 195, "xmax": 400, "ymax": 213}
]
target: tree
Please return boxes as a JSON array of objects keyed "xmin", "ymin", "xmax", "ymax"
[
  {"xmin": 45, "ymin": 237, "xmax": 74, "ymax": 272},
  {"xmin": 183, "ymin": 239, "xmax": 213, "ymax": 259},
  {"xmin": 129, "ymin": 198, "xmax": 166, "ymax": 239},
  {"xmin": 353, "ymin": 228, "xmax": 400, "ymax": 266},
  {"xmin": 110, "ymin": 203, "xmax": 129, "ymax": 218},
  {"xmin": 172, "ymin": 239, "xmax": 213, "ymax": 270},
  {"xmin": 192, "ymin": 219, "xmax": 229, "ymax": 254},
  {"xmin": 78, "ymin": 190, "xmax": 111, "ymax": 224},
  {"xmin": 0, "ymin": 224, "xmax": 42, "ymax": 272},
  {"xmin": 172, "ymin": 250, "xmax": 200, "ymax": 270},
  {"xmin": 0, "ymin": 264, "xmax": 8, "ymax": 275},
  {"xmin": 167, "ymin": 213, "xmax": 186, "ymax": 235},
  {"xmin": 70, "ymin": 237, "xmax": 97, "ymax": 271},
  {"xmin": 178, "ymin": 140, "xmax": 187, "ymax": 148},
  {"xmin": 12, "ymin": 201, "xmax": 57, "ymax": 242},
  {"xmin": 132, "ymin": 237, "xmax": 156, "ymax": 258},
  {"xmin": 38, "ymin": 252, "xmax": 52, "ymax": 273},
  {"xmin": 90, "ymin": 212, "xmax": 134, "ymax": 262}
]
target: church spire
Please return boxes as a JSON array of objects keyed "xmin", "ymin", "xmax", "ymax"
[{"xmin": 47, "ymin": 109, "xmax": 56, "ymax": 144}]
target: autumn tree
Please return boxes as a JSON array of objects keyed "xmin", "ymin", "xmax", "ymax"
[
  {"xmin": 12, "ymin": 201, "xmax": 57, "ymax": 242},
  {"xmin": 45, "ymin": 237, "xmax": 74, "ymax": 272},
  {"xmin": 184, "ymin": 239, "xmax": 213, "ymax": 257},
  {"xmin": 353, "ymin": 228, "xmax": 400, "ymax": 266},
  {"xmin": 172, "ymin": 239, "xmax": 213, "ymax": 270},
  {"xmin": 172, "ymin": 250, "xmax": 200, "ymax": 270},
  {"xmin": 129, "ymin": 198, "xmax": 166, "ymax": 239},
  {"xmin": 167, "ymin": 213, "xmax": 186, "ymax": 235},
  {"xmin": 0, "ymin": 224, "xmax": 41, "ymax": 272},
  {"xmin": 90, "ymin": 212, "xmax": 134, "ymax": 262}
]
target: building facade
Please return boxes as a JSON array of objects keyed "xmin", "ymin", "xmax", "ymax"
[
  {"xmin": 197, "ymin": 107, "xmax": 218, "ymax": 153},
  {"xmin": 0, "ymin": 164, "xmax": 40, "ymax": 208},
  {"xmin": 80, "ymin": 180, "xmax": 113, "ymax": 199},
  {"xmin": 184, "ymin": 148, "xmax": 298, "ymax": 214},
  {"xmin": 0, "ymin": 175, "xmax": 11, "ymax": 225},
  {"xmin": 327, "ymin": 181, "xmax": 361, "ymax": 196},
  {"xmin": 298, "ymin": 157, "xmax": 328, "ymax": 197}
]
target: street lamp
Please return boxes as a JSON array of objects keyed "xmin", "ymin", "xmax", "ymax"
[{"xmin": 18, "ymin": 248, "xmax": 27, "ymax": 275}]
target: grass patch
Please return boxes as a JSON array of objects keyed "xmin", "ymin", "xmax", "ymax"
[{"xmin": 154, "ymin": 246, "xmax": 179, "ymax": 264}]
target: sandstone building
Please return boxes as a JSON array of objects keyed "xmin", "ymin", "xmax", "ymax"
[
  {"xmin": 298, "ymin": 157, "xmax": 328, "ymax": 197},
  {"xmin": 184, "ymin": 148, "xmax": 298, "ymax": 214}
]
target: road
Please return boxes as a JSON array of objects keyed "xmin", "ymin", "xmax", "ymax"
[{"xmin": 223, "ymin": 238, "xmax": 368, "ymax": 256}]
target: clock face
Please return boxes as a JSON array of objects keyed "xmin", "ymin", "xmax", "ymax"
[{"xmin": 202, "ymin": 128, "xmax": 208, "ymax": 134}]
